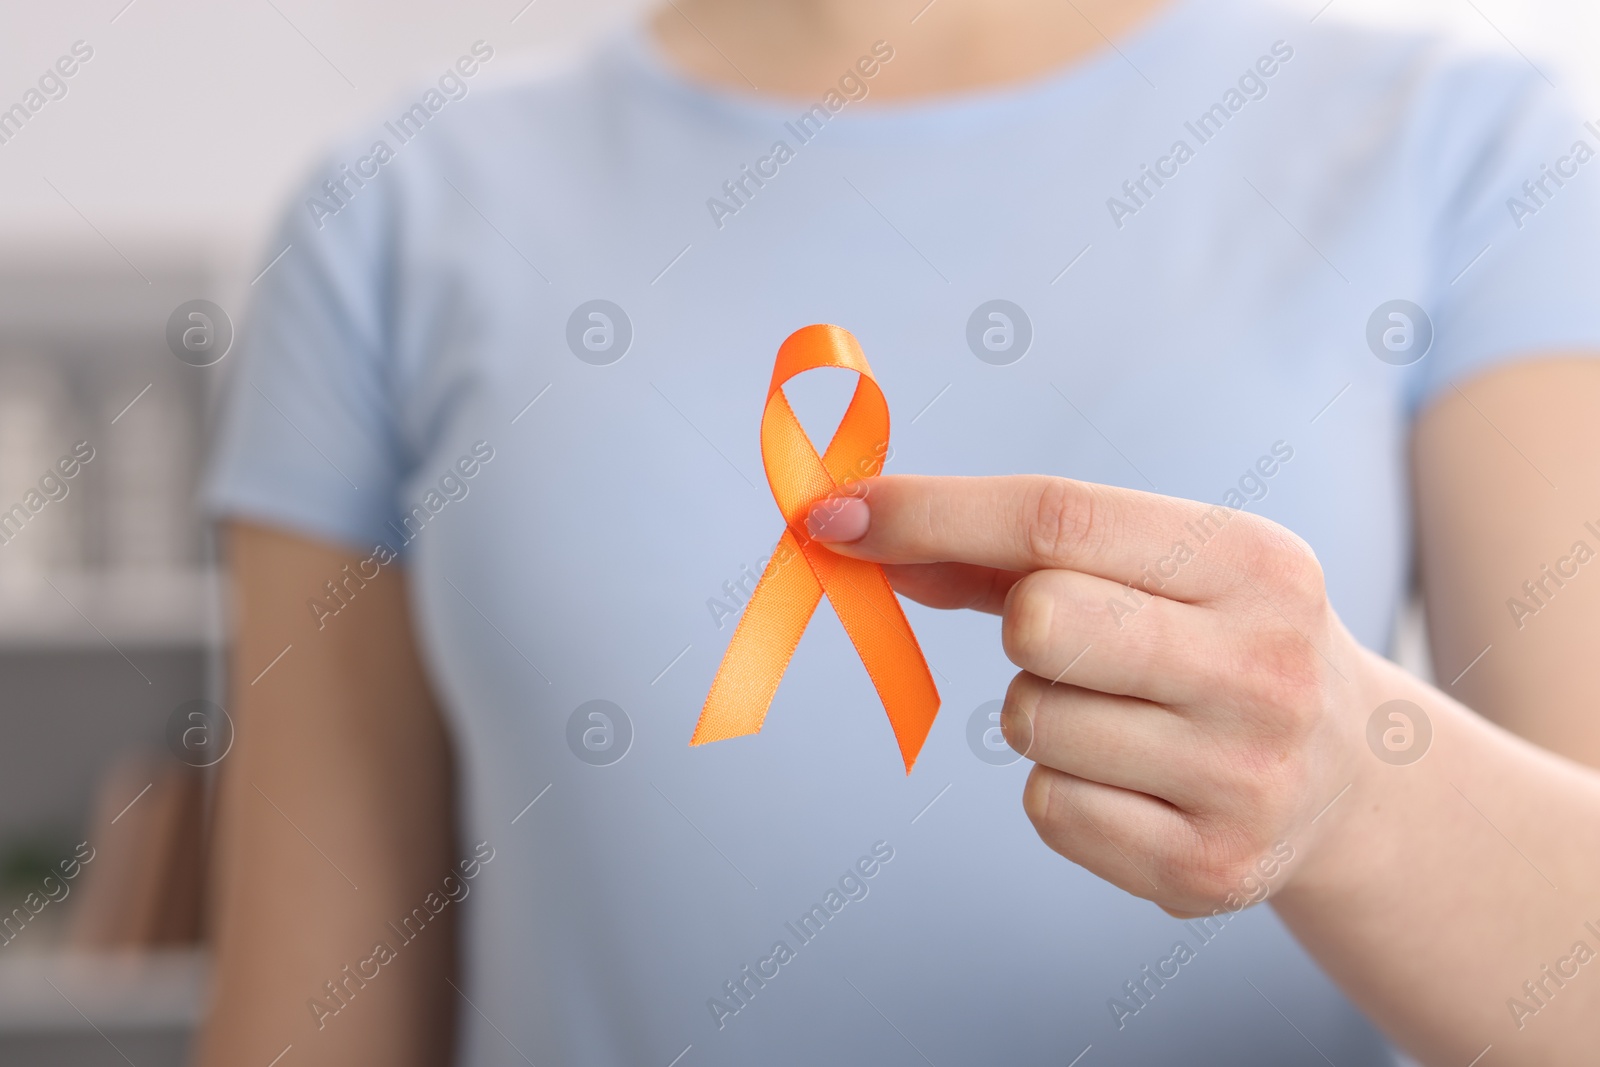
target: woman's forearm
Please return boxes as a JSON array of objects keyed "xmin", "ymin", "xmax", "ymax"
[{"xmin": 1274, "ymin": 647, "xmax": 1600, "ymax": 1066}]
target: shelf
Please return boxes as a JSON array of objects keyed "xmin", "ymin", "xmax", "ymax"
[
  {"xmin": 0, "ymin": 948, "xmax": 206, "ymax": 1032},
  {"xmin": 0, "ymin": 568, "xmax": 224, "ymax": 650}
]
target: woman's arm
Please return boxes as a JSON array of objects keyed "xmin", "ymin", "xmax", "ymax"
[
  {"xmin": 194, "ymin": 522, "xmax": 458, "ymax": 1066},
  {"xmin": 1268, "ymin": 356, "xmax": 1600, "ymax": 1064},
  {"xmin": 802, "ymin": 356, "xmax": 1600, "ymax": 1065},
  {"xmin": 1413, "ymin": 357, "xmax": 1600, "ymax": 763}
]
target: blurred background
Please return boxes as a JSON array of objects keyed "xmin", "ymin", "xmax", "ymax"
[{"xmin": 0, "ymin": 0, "xmax": 1593, "ymax": 1063}]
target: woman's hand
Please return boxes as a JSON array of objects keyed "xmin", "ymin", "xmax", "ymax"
[{"xmin": 809, "ymin": 474, "xmax": 1379, "ymax": 917}]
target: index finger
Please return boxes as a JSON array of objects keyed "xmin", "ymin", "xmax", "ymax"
[{"xmin": 809, "ymin": 474, "xmax": 1258, "ymax": 602}]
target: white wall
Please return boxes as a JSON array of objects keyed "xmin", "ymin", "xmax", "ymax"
[
  {"xmin": 0, "ymin": 0, "xmax": 650, "ymax": 272},
  {"xmin": 0, "ymin": 0, "xmax": 1594, "ymax": 278}
]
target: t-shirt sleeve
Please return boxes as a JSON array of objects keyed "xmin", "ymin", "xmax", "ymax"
[
  {"xmin": 203, "ymin": 156, "xmax": 408, "ymax": 552},
  {"xmin": 1409, "ymin": 54, "xmax": 1600, "ymax": 415}
]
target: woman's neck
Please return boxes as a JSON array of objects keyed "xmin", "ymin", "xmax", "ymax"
[{"xmin": 650, "ymin": 0, "xmax": 1175, "ymax": 102}]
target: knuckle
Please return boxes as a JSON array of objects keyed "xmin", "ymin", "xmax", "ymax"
[
  {"xmin": 1257, "ymin": 623, "xmax": 1311, "ymax": 672},
  {"xmin": 1025, "ymin": 478, "xmax": 1099, "ymax": 567},
  {"xmin": 1275, "ymin": 540, "xmax": 1326, "ymax": 605},
  {"xmin": 1241, "ymin": 514, "xmax": 1326, "ymax": 603},
  {"xmin": 1237, "ymin": 631, "xmax": 1325, "ymax": 732},
  {"xmin": 1219, "ymin": 743, "xmax": 1298, "ymax": 816},
  {"xmin": 1160, "ymin": 822, "xmax": 1264, "ymax": 909}
]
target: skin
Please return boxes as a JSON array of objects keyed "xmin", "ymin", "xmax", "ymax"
[
  {"xmin": 202, "ymin": 5, "xmax": 1150, "ymax": 1059},
  {"xmin": 198, "ymin": 2, "xmax": 1600, "ymax": 1063},
  {"xmin": 651, "ymin": 0, "xmax": 1170, "ymax": 101},
  {"xmin": 812, "ymin": 357, "xmax": 1600, "ymax": 1064},
  {"xmin": 195, "ymin": 525, "xmax": 458, "ymax": 1066}
]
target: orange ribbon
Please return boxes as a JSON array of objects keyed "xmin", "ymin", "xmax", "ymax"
[{"xmin": 690, "ymin": 324, "xmax": 941, "ymax": 773}]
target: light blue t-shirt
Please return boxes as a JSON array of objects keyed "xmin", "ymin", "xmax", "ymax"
[{"xmin": 207, "ymin": 0, "xmax": 1600, "ymax": 1063}]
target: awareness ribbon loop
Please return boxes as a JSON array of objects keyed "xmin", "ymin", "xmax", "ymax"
[{"xmin": 690, "ymin": 324, "xmax": 941, "ymax": 773}]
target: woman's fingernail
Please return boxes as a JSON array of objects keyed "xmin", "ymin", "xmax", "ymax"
[{"xmin": 806, "ymin": 496, "xmax": 870, "ymax": 542}]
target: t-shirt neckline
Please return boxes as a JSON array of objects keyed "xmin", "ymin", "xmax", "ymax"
[{"xmin": 607, "ymin": 0, "xmax": 1215, "ymax": 133}]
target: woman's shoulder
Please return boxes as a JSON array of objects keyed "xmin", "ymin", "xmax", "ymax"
[
  {"xmin": 339, "ymin": 35, "xmax": 636, "ymax": 179},
  {"xmin": 1209, "ymin": 0, "xmax": 1582, "ymax": 201},
  {"xmin": 1248, "ymin": 0, "xmax": 1570, "ymax": 126}
]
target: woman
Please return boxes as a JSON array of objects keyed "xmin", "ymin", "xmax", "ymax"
[{"xmin": 197, "ymin": 0, "xmax": 1600, "ymax": 1063}]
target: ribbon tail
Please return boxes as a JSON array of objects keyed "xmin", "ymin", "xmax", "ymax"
[
  {"xmin": 691, "ymin": 529, "xmax": 822, "ymax": 746},
  {"xmin": 807, "ymin": 548, "xmax": 941, "ymax": 773}
]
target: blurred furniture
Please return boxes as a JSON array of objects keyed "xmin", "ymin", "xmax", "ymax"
[
  {"xmin": 0, "ymin": 949, "xmax": 204, "ymax": 1067},
  {"xmin": 0, "ymin": 251, "xmax": 226, "ymax": 1066},
  {"xmin": 69, "ymin": 754, "xmax": 207, "ymax": 950}
]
